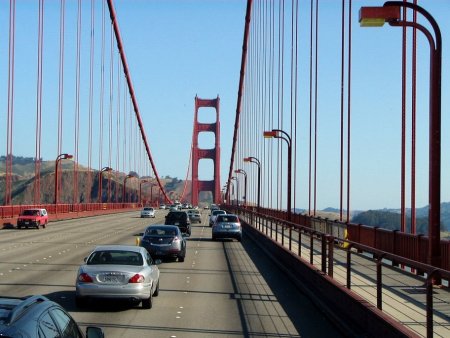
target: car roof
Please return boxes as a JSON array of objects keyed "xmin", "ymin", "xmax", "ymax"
[
  {"xmin": 217, "ymin": 214, "xmax": 239, "ymax": 220},
  {"xmin": 145, "ymin": 224, "xmax": 178, "ymax": 230},
  {"xmin": 92, "ymin": 245, "xmax": 143, "ymax": 253}
]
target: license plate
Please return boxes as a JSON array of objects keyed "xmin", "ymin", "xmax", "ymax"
[
  {"xmin": 175, "ymin": 222, "xmax": 179, "ymax": 225},
  {"xmin": 24, "ymin": 221, "xmax": 30, "ymax": 225},
  {"xmin": 223, "ymin": 225, "xmax": 232, "ymax": 229},
  {"xmin": 103, "ymin": 275, "xmax": 119, "ymax": 283}
]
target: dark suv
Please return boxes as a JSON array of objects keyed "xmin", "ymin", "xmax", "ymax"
[
  {"xmin": 0, "ymin": 295, "xmax": 104, "ymax": 337},
  {"xmin": 165, "ymin": 211, "xmax": 191, "ymax": 236}
]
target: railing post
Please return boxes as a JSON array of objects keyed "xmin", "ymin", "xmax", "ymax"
[
  {"xmin": 289, "ymin": 224, "xmax": 292, "ymax": 251},
  {"xmin": 376, "ymin": 254, "xmax": 384, "ymax": 310},
  {"xmin": 310, "ymin": 232, "xmax": 314, "ymax": 265},
  {"xmin": 327, "ymin": 235, "xmax": 334, "ymax": 278},
  {"xmin": 298, "ymin": 229, "xmax": 302, "ymax": 257},
  {"xmin": 346, "ymin": 246, "xmax": 352, "ymax": 289},
  {"xmin": 321, "ymin": 235, "xmax": 327, "ymax": 274},
  {"xmin": 426, "ymin": 270, "xmax": 438, "ymax": 338}
]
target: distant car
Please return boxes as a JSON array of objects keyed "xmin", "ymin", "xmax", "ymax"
[
  {"xmin": 210, "ymin": 204, "xmax": 220, "ymax": 211},
  {"xmin": 0, "ymin": 295, "xmax": 104, "ymax": 337},
  {"xmin": 203, "ymin": 205, "xmax": 210, "ymax": 210},
  {"xmin": 159, "ymin": 204, "xmax": 166, "ymax": 210},
  {"xmin": 75, "ymin": 245, "xmax": 160, "ymax": 309},
  {"xmin": 17, "ymin": 208, "xmax": 48, "ymax": 229},
  {"xmin": 212, "ymin": 214, "xmax": 242, "ymax": 242},
  {"xmin": 209, "ymin": 209, "xmax": 226, "ymax": 227},
  {"xmin": 140, "ymin": 225, "xmax": 186, "ymax": 262},
  {"xmin": 165, "ymin": 211, "xmax": 191, "ymax": 236},
  {"xmin": 141, "ymin": 207, "xmax": 155, "ymax": 218},
  {"xmin": 187, "ymin": 209, "xmax": 202, "ymax": 224}
]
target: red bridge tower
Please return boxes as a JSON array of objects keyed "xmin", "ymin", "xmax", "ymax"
[{"xmin": 191, "ymin": 96, "xmax": 221, "ymax": 206}]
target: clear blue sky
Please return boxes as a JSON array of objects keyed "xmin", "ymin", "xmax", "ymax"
[{"xmin": 0, "ymin": 1, "xmax": 449, "ymax": 211}]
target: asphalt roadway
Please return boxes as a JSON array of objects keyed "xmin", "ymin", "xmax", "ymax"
[{"xmin": 0, "ymin": 210, "xmax": 344, "ymax": 337}]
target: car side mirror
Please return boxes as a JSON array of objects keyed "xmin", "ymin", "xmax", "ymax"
[{"xmin": 86, "ymin": 326, "xmax": 104, "ymax": 338}]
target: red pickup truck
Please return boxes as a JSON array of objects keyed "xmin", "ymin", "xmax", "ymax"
[{"xmin": 17, "ymin": 209, "xmax": 48, "ymax": 229}]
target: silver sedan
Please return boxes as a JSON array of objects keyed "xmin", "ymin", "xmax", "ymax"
[{"xmin": 75, "ymin": 245, "xmax": 160, "ymax": 309}]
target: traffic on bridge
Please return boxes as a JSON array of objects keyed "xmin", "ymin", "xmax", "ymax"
[{"xmin": 0, "ymin": 1, "xmax": 449, "ymax": 337}]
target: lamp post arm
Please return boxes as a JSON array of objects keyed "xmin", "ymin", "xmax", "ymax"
[
  {"xmin": 384, "ymin": 1, "xmax": 442, "ymax": 51},
  {"xmin": 272, "ymin": 129, "xmax": 292, "ymax": 147}
]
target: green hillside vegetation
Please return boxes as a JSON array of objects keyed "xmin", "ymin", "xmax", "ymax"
[{"xmin": 351, "ymin": 210, "xmax": 430, "ymax": 234}]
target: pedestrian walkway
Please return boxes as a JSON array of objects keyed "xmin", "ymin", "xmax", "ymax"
[{"xmin": 241, "ymin": 214, "xmax": 450, "ymax": 337}]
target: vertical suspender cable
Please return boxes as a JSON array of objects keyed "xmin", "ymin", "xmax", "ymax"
[
  {"xmin": 293, "ymin": 0, "xmax": 298, "ymax": 214},
  {"xmin": 401, "ymin": 0, "xmax": 407, "ymax": 232},
  {"xmin": 35, "ymin": 0, "xmax": 44, "ymax": 205},
  {"xmin": 108, "ymin": 23, "xmax": 114, "ymax": 203},
  {"xmin": 278, "ymin": 0, "xmax": 285, "ymax": 212},
  {"xmin": 346, "ymin": 0, "xmax": 352, "ymax": 222},
  {"xmin": 73, "ymin": 0, "xmax": 82, "ymax": 204},
  {"xmin": 57, "ymin": 0, "xmax": 65, "ymax": 204},
  {"xmin": 88, "ymin": 0, "xmax": 95, "ymax": 203},
  {"xmin": 411, "ymin": 0, "xmax": 417, "ymax": 234},
  {"xmin": 5, "ymin": 0, "xmax": 16, "ymax": 206},
  {"xmin": 339, "ymin": 0, "xmax": 345, "ymax": 221},
  {"xmin": 308, "ymin": 0, "xmax": 313, "ymax": 215},
  {"xmin": 313, "ymin": 0, "xmax": 319, "ymax": 215},
  {"xmin": 115, "ymin": 53, "xmax": 121, "ymax": 203},
  {"xmin": 99, "ymin": 0, "xmax": 105, "ymax": 194}
]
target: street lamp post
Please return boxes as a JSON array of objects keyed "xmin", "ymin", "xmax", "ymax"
[
  {"xmin": 149, "ymin": 183, "xmax": 157, "ymax": 206},
  {"xmin": 98, "ymin": 167, "xmax": 113, "ymax": 203},
  {"xmin": 244, "ymin": 156, "xmax": 261, "ymax": 212},
  {"xmin": 230, "ymin": 176, "xmax": 238, "ymax": 207},
  {"xmin": 139, "ymin": 179, "xmax": 149, "ymax": 205},
  {"xmin": 264, "ymin": 129, "xmax": 292, "ymax": 221},
  {"xmin": 123, "ymin": 174, "xmax": 134, "ymax": 203},
  {"xmin": 54, "ymin": 153, "xmax": 73, "ymax": 205},
  {"xmin": 359, "ymin": 1, "xmax": 442, "ymax": 272},
  {"xmin": 227, "ymin": 180, "xmax": 235, "ymax": 206},
  {"xmin": 234, "ymin": 169, "xmax": 247, "ymax": 207}
]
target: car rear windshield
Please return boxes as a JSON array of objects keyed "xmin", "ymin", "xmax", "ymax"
[
  {"xmin": 145, "ymin": 227, "xmax": 177, "ymax": 236},
  {"xmin": 22, "ymin": 210, "xmax": 39, "ymax": 216},
  {"xmin": 217, "ymin": 215, "xmax": 239, "ymax": 223},
  {"xmin": 167, "ymin": 212, "xmax": 186, "ymax": 220},
  {"xmin": 87, "ymin": 250, "xmax": 143, "ymax": 266},
  {"xmin": 143, "ymin": 208, "xmax": 153, "ymax": 211}
]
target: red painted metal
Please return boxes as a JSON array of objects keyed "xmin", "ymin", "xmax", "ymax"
[
  {"xmin": 226, "ymin": 0, "xmax": 253, "ymax": 200},
  {"xmin": 191, "ymin": 96, "xmax": 221, "ymax": 206},
  {"xmin": 107, "ymin": 0, "xmax": 171, "ymax": 204}
]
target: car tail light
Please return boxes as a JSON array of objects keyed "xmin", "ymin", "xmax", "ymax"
[
  {"xmin": 172, "ymin": 236, "xmax": 181, "ymax": 243},
  {"xmin": 128, "ymin": 274, "xmax": 145, "ymax": 283},
  {"xmin": 78, "ymin": 273, "xmax": 93, "ymax": 283}
]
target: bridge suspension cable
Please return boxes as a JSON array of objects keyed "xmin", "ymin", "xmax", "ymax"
[{"xmin": 107, "ymin": 0, "xmax": 171, "ymax": 204}]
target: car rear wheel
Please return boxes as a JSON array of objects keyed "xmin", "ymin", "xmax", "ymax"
[
  {"xmin": 178, "ymin": 255, "xmax": 185, "ymax": 262},
  {"xmin": 153, "ymin": 281, "xmax": 160, "ymax": 297},
  {"xmin": 142, "ymin": 290, "xmax": 153, "ymax": 309}
]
